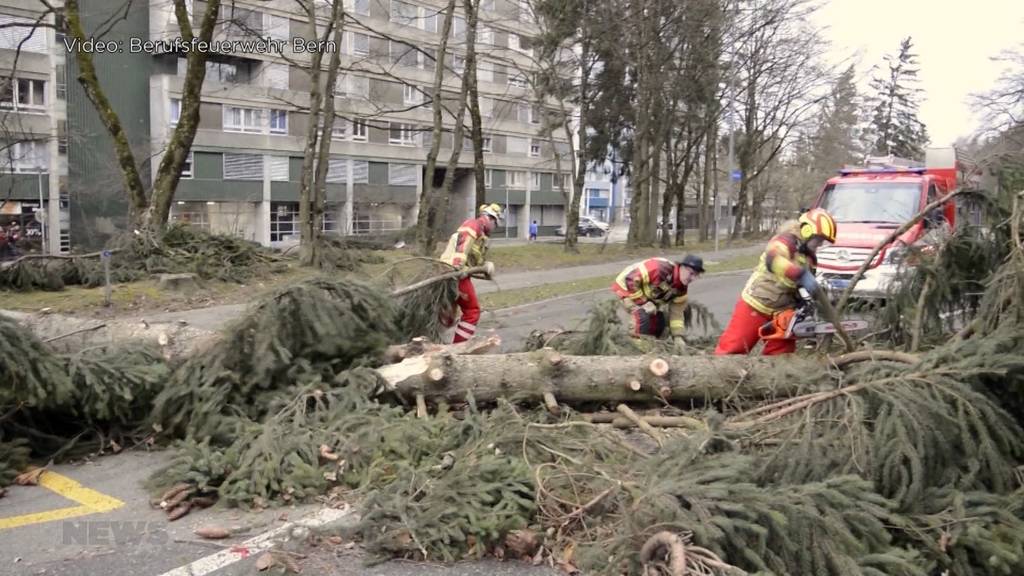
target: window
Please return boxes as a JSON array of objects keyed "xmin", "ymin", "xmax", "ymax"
[
  {"xmin": 205, "ymin": 61, "xmax": 239, "ymax": 83},
  {"xmin": 478, "ymin": 26, "xmax": 493, "ymax": 46},
  {"xmin": 390, "ymin": 0, "xmax": 418, "ymax": 26},
  {"xmin": 484, "ymin": 169, "xmax": 493, "ymax": 187},
  {"xmin": 452, "ymin": 55, "xmax": 466, "ymax": 75},
  {"xmin": 403, "ymin": 84, "xmax": 423, "ymax": 105},
  {"xmin": 269, "ymin": 156, "xmax": 289, "ymax": 181},
  {"xmin": 1, "ymin": 79, "xmax": 46, "ymax": 111},
  {"xmin": 351, "ymin": 119, "xmax": 368, "ymax": 141},
  {"xmin": 264, "ymin": 14, "xmax": 289, "ymax": 40},
  {"xmin": 507, "ymin": 170, "xmax": 525, "ymax": 189},
  {"xmin": 480, "ymin": 97, "xmax": 493, "ymax": 118},
  {"xmin": 480, "ymin": 0, "xmax": 495, "ymax": 10},
  {"xmin": 350, "ymin": 32, "xmax": 369, "ymax": 56},
  {"xmin": 391, "ymin": 41, "xmax": 423, "ymax": 67},
  {"xmin": 324, "ymin": 204, "xmax": 340, "ymax": 233},
  {"xmin": 1, "ymin": 141, "xmax": 49, "ymax": 173},
  {"xmin": 517, "ymin": 103, "xmax": 531, "ymax": 123},
  {"xmin": 530, "ymin": 172, "xmax": 541, "ymax": 189},
  {"xmin": 529, "ymin": 139, "xmax": 541, "ymax": 157},
  {"xmin": 482, "ymin": 136, "xmax": 492, "ymax": 152},
  {"xmin": 352, "ymin": 160, "xmax": 369, "ymax": 183},
  {"xmin": 223, "ymin": 153, "xmax": 263, "ymax": 180},
  {"xmin": 557, "ymin": 173, "xmax": 571, "ymax": 189},
  {"xmin": 327, "ymin": 118, "xmax": 348, "ymax": 140},
  {"xmin": 326, "ymin": 156, "xmax": 348, "ymax": 183},
  {"xmin": 346, "ymin": 0, "xmax": 370, "ymax": 16},
  {"xmin": 389, "ymin": 163, "xmax": 418, "ymax": 185},
  {"xmin": 529, "ymin": 105, "xmax": 541, "ymax": 124},
  {"xmin": 169, "ymin": 98, "xmax": 182, "ymax": 125},
  {"xmin": 270, "ymin": 202, "xmax": 299, "ymax": 243},
  {"xmin": 453, "ymin": 15, "xmax": 466, "ymax": 40},
  {"xmin": 223, "ymin": 106, "xmax": 264, "ymax": 133},
  {"xmin": 58, "ymin": 121, "xmax": 68, "ymax": 154},
  {"xmin": 507, "ymin": 136, "xmax": 529, "ymax": 155},
  {"xmin": 389, "ymin": 122, "xmax": 417, "ymax": 146},
  {"xmin": 269, "ymin": 109, "xmax": 288, "ymax": 134},
  {"xmin": 227, "ymin": 6, "xmax": 262, "ymax": 38},
  {"xmin": 421, "ymin": 12, "xmax": 438, "ymax": 33},
  {"xmin": 181, "ymin": 151, "xmax": 194, "ymax": 178},
  {"xmin": 56, "ymin": 65, "xmax": 67, "ymax": 100}
]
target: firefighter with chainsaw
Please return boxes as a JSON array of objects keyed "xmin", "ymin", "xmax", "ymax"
[
  {"xmin": 714, "ymin": 208, "xmax": 837, "ymax": 355},
  {"xmin": 612, "ymin": 255, "xmax": 705, "ymax": 354},
  {"xmin": 439, "ymin": 203, "xmax": 502, "ymax": 343}
]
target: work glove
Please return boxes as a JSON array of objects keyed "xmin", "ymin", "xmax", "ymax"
[
  {"xmin": 672, "ymin": 336, "xmax": 688, "ymax": 355},
  {"xmin": 483, "ymin": 261, "xmax": 496, "ymax": 279},
  {"xmin": 641, "ymin": 301, "xmax": 658, "ymax": 315},
  {"xmin": 797, "ymin": 270, "xmax": 819, "ymax": 297}
]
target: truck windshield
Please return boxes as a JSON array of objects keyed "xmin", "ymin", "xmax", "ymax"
[{"xmin": 818, "ymin": 182, "xmax": 922, "ymax": 224}]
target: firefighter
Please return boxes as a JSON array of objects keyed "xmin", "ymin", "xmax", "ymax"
[
  {"xmin": 612, "ymin": 254, "xmax": 705, "ymax": 354},
  {"xmin": 439, "ymin": 203, "xmax": 502, "ymax": 343},
  {"xmin": 713, "ymin": 208, "xmax": 837, "ymax": 356}
]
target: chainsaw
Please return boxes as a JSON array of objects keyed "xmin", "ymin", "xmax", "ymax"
[{"xmin": 758, "ymin": 298, "xmax": 869, "ymax": 340}]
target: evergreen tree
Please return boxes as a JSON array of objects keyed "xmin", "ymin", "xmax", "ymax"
[
  {"xmin": 867, "ymin": 37, "xmax": 930, "ymax": 159},
  {"xmin": 813, "ymin": 65, "xmax": 864, "ymax": 173}
]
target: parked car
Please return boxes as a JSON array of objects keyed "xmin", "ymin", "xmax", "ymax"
[{"xmin": 555, "ymin": 215, "xmax": 610, "ymax": 237}]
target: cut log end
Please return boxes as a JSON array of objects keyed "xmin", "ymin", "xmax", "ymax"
[
  {"xmin": 415, "ymin": 394, "xmax": 428, "ymax": 419},
  {"xmin": 427, "ymin": 368, "xmax": 445, "ymax": 382},
  {"xmin": 542, "ymin": 392, "xmax": 560, "ymax": 416},
  {"xmin": 648, "ymin": 358, "xmax": 670, "ymax": 377},
  {"xmin": 628, "ymin": 379, "xmax": 642, "ymax": 392}
]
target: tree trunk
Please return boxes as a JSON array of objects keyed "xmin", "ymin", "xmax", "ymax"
[
  {"xmin": 64, "ymin": 0, "xmax": 149, "ymax": 228},
  {"xmin": 463, "ymin": 0, "xmax": 486, "ymax": 211},
  {"xmin": 699, "ymin": 126, "xmax": 715, "ymax": 242},
  {"xmin": 415, "ymin": 0, "xmax": 457, "ymax": 256},
  {"xmin": 148, "ymin": 0, "xmax": 221, "ymax": 231},
  {"xmin": 659, "ymin": 138, "xmax": 675, "ymax": 249},
  {"xmin": 298, "ymin": 4, "xmax": 332, "ymax": 267},
  {"xmin": 307, "ymin": 2, "xmax": 346, "ymax": 268},
  {"xmin": 432, "ymin": 51, "xmax": 473, "ymax": 248},
  {"xmin": 375, "ymin": 352, "xmax": 822, "ymax": 406}
]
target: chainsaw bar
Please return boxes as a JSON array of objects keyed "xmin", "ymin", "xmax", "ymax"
[{"xmin": 792, "ymin": 320, "xmax": 869, "ymax": 338}]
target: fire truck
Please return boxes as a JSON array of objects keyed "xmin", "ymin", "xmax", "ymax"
[{"xmin": 808, "ymin": 147, "xmax": 972, "ymax": 297}]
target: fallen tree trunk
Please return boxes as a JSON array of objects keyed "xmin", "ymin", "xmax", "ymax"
[{"xmin": 375, "ymin": 351, "xmax": 828, "ymax": 405}]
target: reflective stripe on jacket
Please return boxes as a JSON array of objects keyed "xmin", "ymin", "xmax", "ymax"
[
  {"xmin": 740, "ymin": 222, "xmax": 816, "ymax": 315},
  {"xmin": 612, "ymin": 257, "xmax": 688, "ymax": 336},
  {"xmin": 440, "ymin": 218, "xmax": 488, "ymax": 268}
]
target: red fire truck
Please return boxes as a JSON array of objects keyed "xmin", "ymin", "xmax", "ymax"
[{"xmin": 809, "ymin": 148, "xmax": 969, "ymax": 297}]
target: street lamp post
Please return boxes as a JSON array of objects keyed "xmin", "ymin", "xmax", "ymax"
[{"xmin": 504, "ymin": 186, "xmax": 509, "ymax": 240}]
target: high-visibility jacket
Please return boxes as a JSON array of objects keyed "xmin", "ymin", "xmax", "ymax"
[
  {"xmin": 740, "ymin": 221, "xmax": 817, "ymax": 315},
  {"xmin": 612, "ymin": 257, "xmax": 689, "ymax": 336},
  {"xmin": 440, "ymin": 217, "xmax": 489, "ymax": 268}
]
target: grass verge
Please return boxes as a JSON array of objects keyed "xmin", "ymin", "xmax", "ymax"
[{"xmin": 480, "ymin": 252, "xmax": 760, "ymax": 310}]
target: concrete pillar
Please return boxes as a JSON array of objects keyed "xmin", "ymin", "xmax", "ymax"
[
  {"xmin": 520, "ymin": 175, "xmax": 532, "ymax": 240},
  {"xmin": 257, "ymin": 154, "xmax": 272, "ymax": 246},
  {"xmin": 46, "ymin": 19, "xmax": 62, "ymax": 254},
  {"xmin": 344, "ymin": 158, "xmax": 354, "ymax": 235}
]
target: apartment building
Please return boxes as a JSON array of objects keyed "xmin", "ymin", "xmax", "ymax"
[
  {"xmin": 0, "ymin": 1, "xmax": 68, "ymax": 253},
  {"xmin": 0, "ymin": 0, "xmax": 571, "ymax": 252}
]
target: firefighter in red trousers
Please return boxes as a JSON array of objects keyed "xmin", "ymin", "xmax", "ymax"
[
  {"xmin": 612, "ymin": 254, "xmax": 705, "ymax": 354},
  {"xmin": 714, "ymin": 208, "xmax": 837, "ymax": 355},
  {"xmin": 439, "ymin": 203, "xmax": 502, "ymax": 343}
]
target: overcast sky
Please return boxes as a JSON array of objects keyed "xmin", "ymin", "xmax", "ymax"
[{"xmin": 811, "ymin": 0, "xmax": 1024, "ymax": 147}]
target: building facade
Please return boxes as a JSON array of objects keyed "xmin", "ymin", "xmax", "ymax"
[
  {"xmin": 0, "ymin": 0, "xmax": 68, "ymax": 253},
  {"xmin": 3, "ymin": 0, "xmax": 575, "ymax": 252}
]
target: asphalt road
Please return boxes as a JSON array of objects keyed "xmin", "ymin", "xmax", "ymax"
[{"xmin": 0, "ymin": 265, "xmax": 752, "ymax": 576}]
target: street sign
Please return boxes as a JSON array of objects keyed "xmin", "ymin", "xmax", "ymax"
[{"xmin": 730, "ymin": 170, "xmax": 742, "ymax": 182}]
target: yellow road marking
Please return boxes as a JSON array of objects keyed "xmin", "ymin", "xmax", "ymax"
[{"xmin": 0, "ymin": 470, "xmax": 125, "ymax": 531}]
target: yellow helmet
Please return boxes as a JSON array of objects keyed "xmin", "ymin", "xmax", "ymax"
[
  {"xmin": 798, "ymin": 208, "xmax": 837, "ymax": 243},
  {"xmin": 479, "ymin": 203, "xmax": 504, "ymax": 222}
]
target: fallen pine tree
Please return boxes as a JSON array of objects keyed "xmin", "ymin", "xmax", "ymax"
[{"xmin": 3, "ymin": 191, "xmax": 1024, "ymax": 575}]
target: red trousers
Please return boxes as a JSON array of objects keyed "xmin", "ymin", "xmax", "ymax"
[
  {"xmin": 714, "ymin": 299, "xmax": 796, "ymax": 356},
  {"xmin": 452, "ymin": 277, "xmax": 481, "ymax": 343}
]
